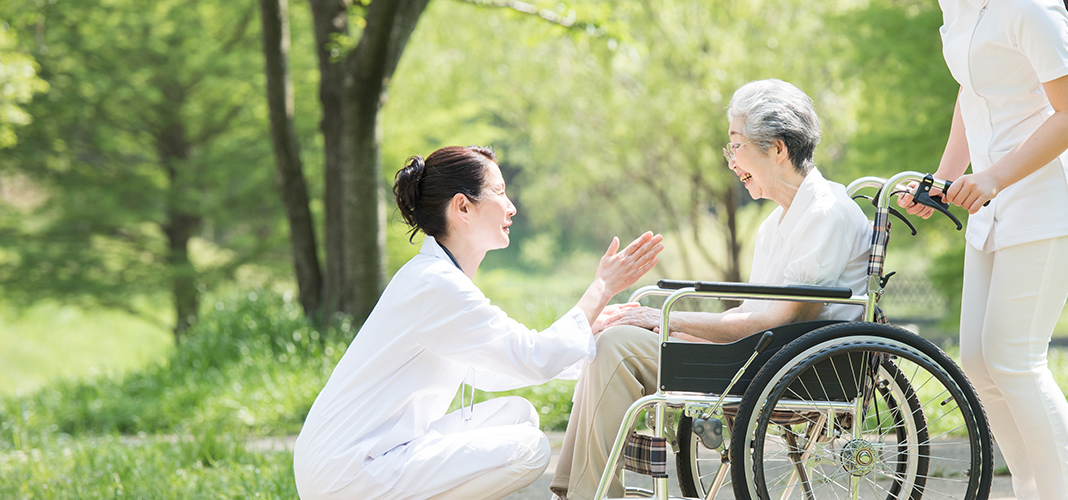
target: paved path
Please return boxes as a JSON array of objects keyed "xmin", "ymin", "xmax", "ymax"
[
  {"xmin": 506, "ymin": 432, "xmax": 1020, "ymax": 499},
  {"xmin": 260, "ymin": 431, "xmax": 1020, "ymax": 499}
]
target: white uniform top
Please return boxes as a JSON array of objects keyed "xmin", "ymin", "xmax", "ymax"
[
  {"xmin": 293, "ymin": 236, "xmax": 595, "ymax": 492},
  {"xmin": 939, "ymin": 0, "xmax": 1068, "ymax": 251},
  {"xmin": 741, "ymin": 168, "xmax": 871, "ymax": 321}
]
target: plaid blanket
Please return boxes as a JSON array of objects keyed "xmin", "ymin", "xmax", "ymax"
[{"xmin": 623, "ymin": 432, "xmax": 668, "ymax": 478}]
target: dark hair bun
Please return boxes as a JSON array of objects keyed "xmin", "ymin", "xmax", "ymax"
[
  {"xmin": 392, "ymin": 146, "xmax": 493, "ymax": 242},
  {"xmin": 393, "ymin": 155, "xmax": 425, "ymax": 229}
]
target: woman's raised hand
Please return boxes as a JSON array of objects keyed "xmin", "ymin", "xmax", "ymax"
[
  {"xmin": 595, "ymin": 232, "xmax": 664, "ymax": 297},
  {"xmin": 576, "ymin": 232, "xmax": 663, "ymax": 330}
]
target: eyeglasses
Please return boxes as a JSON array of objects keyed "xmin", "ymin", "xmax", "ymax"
[{"xmin": 722, "ymin": 141, "xmax": 752, "ymax": 164}]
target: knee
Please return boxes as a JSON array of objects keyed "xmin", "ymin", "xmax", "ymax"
[
  {"xmin": 594, "ymin": 325, "xmax": 656, "ymax": 361},
  {"xmin": 958, "ymin": 340, "xmax": 988, "ymax": 380},
  {"xmin": 496, "ymin": 396, "xmax": 540, "ymax": 427},
  {"xmin": 511, "ymin": 425, "xmax": 552, "ymax": 473}
]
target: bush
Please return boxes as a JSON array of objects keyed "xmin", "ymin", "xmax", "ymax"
[{"xmin": 0, "ymin": 290, "xmax": 354, "ymax": 443}]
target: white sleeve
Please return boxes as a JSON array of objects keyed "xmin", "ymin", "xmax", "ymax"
[
  {"xmin": 465, "ymin": 308, "xmax": 593, "ymax": 391},
  {"xmin": 1016, "ymin": 1, "xmax": 1068, "ymax": 83},
  {"xmin": 415, "ymin": 274, "xmax": 596, "ymax": 388}
]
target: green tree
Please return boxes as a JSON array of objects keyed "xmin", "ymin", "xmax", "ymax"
[{"xmin": 0, "ymin": 0, "xmax": 296, "ymax": 339}]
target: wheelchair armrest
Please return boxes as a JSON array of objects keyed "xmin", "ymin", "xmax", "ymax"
[
  {"xmin": 657, "ymin": 279, "xmax": 698, "ymax": 290},
  {"xmin": 693, "ymin": 281, "xmax": 853, "ymax": 299}
]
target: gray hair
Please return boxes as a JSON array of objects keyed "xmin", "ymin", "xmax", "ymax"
[{"xmin": 727, "ymin": 79, "xmax": 821, "ymax": 174}]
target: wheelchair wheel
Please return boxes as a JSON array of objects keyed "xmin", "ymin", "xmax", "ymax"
[
  {"xmin": 730, "ymin": 322, "xmax": 992, "ymax": 500},
  {"xmin": 676, "ymin": 413, "xmax": 733, "ymax": 497}
]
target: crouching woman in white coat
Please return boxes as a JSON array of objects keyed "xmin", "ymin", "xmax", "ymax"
[{"xmin": 293, "ymin": 145, "xmax": 664, "ymax": 500}]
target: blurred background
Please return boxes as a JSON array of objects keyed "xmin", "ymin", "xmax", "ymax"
[{"xmin": 1, "ymin": 0, "xmax": 1064, "ymax": 496}]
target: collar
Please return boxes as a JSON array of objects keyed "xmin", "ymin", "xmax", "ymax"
[
  {"xmin": 776, "ymin": 167, "xmax": 824, "ymax": 238},
  {"xmin": 419, "ymin": 235, "xmax": 463, "ymax": 272}
]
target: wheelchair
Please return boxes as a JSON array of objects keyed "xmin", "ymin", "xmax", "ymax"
[{"xmin": 592, "ymin": 172, "xmax": 994, "ymax": 500}]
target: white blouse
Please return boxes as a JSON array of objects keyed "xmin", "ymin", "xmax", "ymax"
[
  {"xmin": 293, "ymin": 236, "xmax": 595, "ymax": 487},
  {"xmin": 939, "ymin": 0, "xmax": 1068, "ymax": 251},
  {"xmin": 742, "ymin": 168, "xmax": 871, "ymax": 321}
]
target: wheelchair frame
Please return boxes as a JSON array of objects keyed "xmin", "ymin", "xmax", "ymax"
[{"xmin": 590, "ymin": 172, "xmax": 993, "ymax": 500}]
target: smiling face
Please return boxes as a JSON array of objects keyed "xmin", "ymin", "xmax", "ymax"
[
  {"xmin": 468, "ymin": 161, "xmax": 516, "ymax": 251},
  {"xmin": 727, "ymin": 116, "xmax": 782, "ymax": 202}
]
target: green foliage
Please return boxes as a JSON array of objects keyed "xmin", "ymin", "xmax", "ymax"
[
  {"xmin": 928, "ymin": 242, "xmax": 967, "ymax": 328},
  {"xmin": 827, "ymin": 0, "xmax": 958, "ymax": 180},
  {"xmin": 0, "ymin": 290, "xmax": 353, "ymax": 440},
  {"xmin": 470, "ymin": 379, "xmax": 578, "ymax": 431},
  {"xmin": 0, "ymin": 0, "xmax": 322, "ymax": 326},
  {"xmin": 0, "ymin": 24, "xmax": 48, "ymax": 149}
]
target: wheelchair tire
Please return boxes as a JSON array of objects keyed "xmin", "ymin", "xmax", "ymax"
[
  {"xmin": 729, "ymin": 322, "xmax": 992, "ymax": 500},
  {"xmin": 676, "ymin": 413, "xmax": 734, "ymax": 498}
]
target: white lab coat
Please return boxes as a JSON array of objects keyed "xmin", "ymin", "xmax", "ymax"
[{"xmin": 293, "ymin": 236, "xmax": 596, "ymax": 499}]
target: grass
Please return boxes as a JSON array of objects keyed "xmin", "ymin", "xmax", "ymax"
[
  {"xmin": 3, "ymin": 258, "xmax": 1068, "ymax": 497},
  {"xmin": 0, "ymin": 301, "xmax": 172, "ymax": 396},
  {"xmin": 1, "ymin": 431, "xmax": 295, "ymax": 499},
  {"xmin": 0, "ymin": 290, "xmax": 347, "ymax": 498}
]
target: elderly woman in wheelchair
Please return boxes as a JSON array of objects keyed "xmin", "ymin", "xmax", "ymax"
[{"xmin": 551, "ymin": 79, "xmax": 994, "ymax": 500}]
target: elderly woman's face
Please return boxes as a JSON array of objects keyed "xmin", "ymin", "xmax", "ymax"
[{"xmin": 726, "ymin": 117, "xmax": 780, "ymax": 202}]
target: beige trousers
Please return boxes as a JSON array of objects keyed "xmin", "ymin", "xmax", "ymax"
[{"xmin": 550, "ymin": 325, "xmax": 660, "ymax": 500}]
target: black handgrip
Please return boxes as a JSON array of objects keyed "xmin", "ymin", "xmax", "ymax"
[
  {"xmin": 657, "ymin": 279, "xmax": 698, "ymax": 290},
  {"xmin": 755, "ymin": 331, "xmax": 774, "ymax": 354},
  {"xmin": 914, "ymin": 175, "xmax": 963, "ymax": 230}
]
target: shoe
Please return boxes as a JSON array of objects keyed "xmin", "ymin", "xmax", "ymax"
[{"xmin": 550, "ymin": 494, "xmax": 567, "ymax": 500}]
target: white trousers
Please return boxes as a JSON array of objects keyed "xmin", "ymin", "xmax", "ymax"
[
  {"xmin": 330, "ymin": 396, "xmax": 550, "ymax": 500},
  {"xmin": 960, "ymin": 236, "xmax": 1068, "ymax": 500}
]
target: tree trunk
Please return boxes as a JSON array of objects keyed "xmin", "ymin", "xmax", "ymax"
[
  {"xmin": 310, "ymin": 0, "xmax": 429, "ymax": 322},
  {"xmin": 309, "ymin": 0, "xmax": 352, "ymax": 319},
  {"xmin": 164, "ymin": 212, "xmax": 201, "ymax": 340},
  {"xmin": 260, "ymin": 0, "xmax": 323, "ymax": 319},
  {"xmin": 723, "ymin": 183, "xmax": 742, "ymax": 283},
  {"xmin": 344, "ymin": 0, "xmax": 430, "ymax": 321},
  {"xmin": 158, "ymin": 117, "xmax": 202, "ymax": 340}
]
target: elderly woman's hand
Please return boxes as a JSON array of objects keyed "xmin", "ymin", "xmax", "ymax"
[
  {"xmin": 592, "ymin": 303, "xmax": 636, "ymax": 334},
  {"xmin": 595, "ymin": 232, "xmax": 664, "ymax": 298},
  {"xmin": 895, "ymin": 181, "xmax": 939, "ymax": 219},
  {"xmin": 601, "ymin": 305, "xmax": 663, "ymax": 331}
]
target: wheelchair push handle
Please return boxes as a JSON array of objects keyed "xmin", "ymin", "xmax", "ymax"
[{"xmin": 910, "ymin": 174, "xmax": 990, "ymax": 231}]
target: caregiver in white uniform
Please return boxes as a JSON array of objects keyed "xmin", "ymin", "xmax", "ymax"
[
  {"xmin": 293, "ymin": 145, "xmax": 663, "ymax": 500},
  {"xmin": 899, "ymin": 1, "xmax": 1068, "ymax": 498}
]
